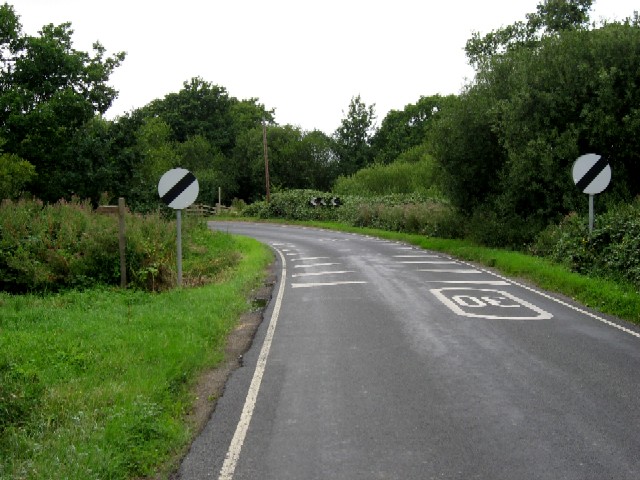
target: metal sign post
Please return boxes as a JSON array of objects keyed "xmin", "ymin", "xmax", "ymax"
[
  {"xmin": 572, "ymin": 153, "xmax": 611, "ymax": 234},
  {"xmin": 158, "ymin": 168, "xmax": 199, "ymax": 287}
]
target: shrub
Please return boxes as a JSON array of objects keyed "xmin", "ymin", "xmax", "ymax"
[
  {"xmin": 333, "ymin": 156, "xmax": 442, "ymax": 198},
  {"xmin": 0, "ymin": 199, "xmax": 177, "ymax": 292},
  {"xmin": 244, "ymin": 190, "xmax": 465, "ymax": 239},
  {"xmin": 531, "ymin": 200, "xmax": 640, "ymax": 288}
]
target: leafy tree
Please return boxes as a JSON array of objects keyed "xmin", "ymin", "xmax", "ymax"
[
  {"xmin": 371, "ymin": 95, "xmax": 448, "ymax": 164},
  {"xmin": 333, "ymin": 95, "xmax": 376, "ymax": 176},
  {"xmin": 465, "ymin": 0, "xmax": 593, "ymax": 67},
  {"xmin": 0, "ymin": 140, "xmax": 35, "ymax": 199},
  {"xmin": 145, "ymin": 78, "xmax": 235, "ymax": 151},
  {"xmin": 0, "ymin": 3, "xmax": 125, "ymax": 201},
  {"xmin": 431, "ymin": 0, "xmax": 640, "ymax": 246},
  {"xmin": 298, "ymin": 130, "xmax": 338, "ymax": 191},
  {"xmin": 426, "ymin": 92, "xmax": 505, "ymax": 213},
  {"xmin": 230, "ymin": 124, "xmax": 338, "ymax": 201}
]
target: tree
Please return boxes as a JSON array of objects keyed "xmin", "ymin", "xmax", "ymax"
[
  {"xmin": 430, "ymin": 0, "xmax": 640, "ymax": 246},
  {"xmin": 426, "ymin": 92, "xmax": 505, "ymax": 213},
  {"xmin": 333, "ymin": 95, "xmax": 376, "ymax": 176},
  {"xmin": 465, "ymin": 0, "xmax": 593, "ymax": 67},
  {"xmin": 0, "ymin": 139, "xmax": 35, "ymax": 199},
  {"xmin": 0, "ymin": 3, "xmax": 125, "ymax": 201},
  {"xmin": 298, "ymin": 130, "xmax": 338, "ymax": 191},
  {"xmin": 371, "ymin": 95, "xmax": 447, "ymax": 164}
]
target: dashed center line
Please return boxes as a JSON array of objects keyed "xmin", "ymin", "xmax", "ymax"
[
  {"xmin": 292, "ymin": 271, "xmax": 354, "ymax": 278},
  {"xmin": 294, "ymin": 263, "xmax": 340, "ymax": 269},
  {"xmin": 292, "ymin": 281, "xmax": 368, "ymax": 289}
]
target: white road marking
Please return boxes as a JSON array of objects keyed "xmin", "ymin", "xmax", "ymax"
[
  {"xmin": 218, "ymin": 248, "xmax": 287, "ymax": 480},
  {"xmin": 431, "ymin": 287, "xmax": 553, "ymax": 320},
  {"xmin": 292, "ymin": 257, "xmax": 330, "ymax": 261},
  {"xmin": 292, "ymin": 271, "xmax": 355, "ymax": 278},
  {"xmin": 455, "ymin": 260, "xmax": 640, "ymax": 339},
  {"xmin": 294, "ymin": 263, "xmax": 340, "ymax": 269},
  {"xmin": 425, "ymin": 280, "xmax": 510, "ymax": 285},
  {"xmin": 418, "ymin": 269, "xmax": 482, "ymax": 273},
  {"xmin": 393, "ymin": 255, "xmax": 441, "ymax": 258},
  {"xmin": 400, "ymin": 261, "xmax": 458, "ymax": 264},
  {"xmin": 292, "ymin": 281, "xmax": 368, "ymax": 288}
]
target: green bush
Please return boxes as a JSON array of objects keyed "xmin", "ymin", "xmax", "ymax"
[
  {"xmin": 333, "ymin": 155, "xmax": 442, "ymax": 198},
  {"xmin": 244, "ymin": 190, "xmax": 464, "ymax": 239},
  {"xmin": 531, "ymin": 200, "xmax": 640, "ymax": 288},
  {"xmin": 0, "ymin": 199, "xmax": 177, "ymax": 292}
]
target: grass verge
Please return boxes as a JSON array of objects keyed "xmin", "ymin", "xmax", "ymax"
[{"xmin": 0, "ymin": 226, "xmax": 273, "ymax": 480}]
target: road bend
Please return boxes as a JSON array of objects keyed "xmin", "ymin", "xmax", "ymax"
[{"xmin": 176, "ymin": 222, "xmax": 640, "ymax": 480}]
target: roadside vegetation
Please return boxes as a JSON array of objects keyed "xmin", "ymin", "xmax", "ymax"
[
  {"xmin": 2, "ymin": 1, "xmax": 640, "ymax": 477},
  {"xmin": 0, "ymin": 208, "xmax": 273, "ymax": 479}
]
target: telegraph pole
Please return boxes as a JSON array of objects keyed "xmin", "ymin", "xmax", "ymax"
[{"xmin": 262, "ymin": 119, "xmax": 270, "ymax": 203}]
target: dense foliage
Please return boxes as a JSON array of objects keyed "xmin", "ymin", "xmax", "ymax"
[
  {"xmin": 0, "ymin": 4, "xmax": 125, "ymax": 202},
  {"xmin": 333, "ymin": 147, "xmax": 441, "ymax": 198},
  {"xmin": 428, "ymin": 1, "xmax": 640, "ymax": 245},
  {"xmin": 532, "ymin": 200, "xmax": 640, "ymax": 289},
  {"xmin": 244, "ymin": 190, "xmax": 463, "ymax": 238},
  {"xmin": 0, "ymin": 199, "xmax": 237, "ymax": 293}
]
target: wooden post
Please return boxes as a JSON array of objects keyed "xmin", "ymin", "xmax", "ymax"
[
  {"xmin": 118, "ymin": 197, "xmax": 127, "ymax": 288},
  {"xmin": 263, "ymin": 119, "xmax": 270, "ymax": 203}
]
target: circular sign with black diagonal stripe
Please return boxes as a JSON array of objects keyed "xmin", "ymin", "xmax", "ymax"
[
  {"xmin": 572, "ymin": 153, "xmax": 611, "ymax": 195},
  {"xmin": 158, "ymin": 168, "xmax": 199, "ymax": 209}
]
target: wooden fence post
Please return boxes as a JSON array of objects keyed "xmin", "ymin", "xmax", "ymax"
[{"xmin": 118, "ymin": 197, "xmax": 127, "ymax": 288}]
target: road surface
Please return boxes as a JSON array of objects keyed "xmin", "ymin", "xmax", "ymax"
[{"xmin": 177, "ymin": 222, "xmax": 640, "ymax": 480}]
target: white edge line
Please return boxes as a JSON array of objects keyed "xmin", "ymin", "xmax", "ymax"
[
  {"xmin": 458, "ymin": 260, "xmax": 640, "ymax": 339},
  {"xmin": 417, "ymin": 269, "xmax": 481, "ymax": 273},
  {"xmin": 218, "ymin": 247, "xmax": 287, "ymax": 479},
  {"xmin": 424, "ymin": 280, "xmax": 510, "ymax": 285}
]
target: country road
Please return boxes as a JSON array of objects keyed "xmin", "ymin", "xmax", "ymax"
[{"xmin": 177, "ymin": 222, "xmax": 640, "ymax": 480}]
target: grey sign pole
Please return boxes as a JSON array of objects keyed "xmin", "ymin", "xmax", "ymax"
[
  {"xmin": 158, "ymin": 168, "xmax": 199, "ymax": 287},
  {"xmin": 176, "ymin": 209, "xmax": 183, "ymax": 286}
]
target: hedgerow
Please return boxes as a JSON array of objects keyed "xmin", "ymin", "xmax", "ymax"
[
  {"xmin": 530, "ymin": 199, "xmax": 640, "ymax": 289},
  {"xmin": 0, "ymin": 199, "xmax": 177, "ymax": 292},
  {"xmin": 244, "ymin": 189, "xmax": 465, "ymax": 238}
]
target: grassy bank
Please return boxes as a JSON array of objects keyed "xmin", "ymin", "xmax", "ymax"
[{"xmin": 0, "ymin": 227, "xmax": 273, "ymax": 479}]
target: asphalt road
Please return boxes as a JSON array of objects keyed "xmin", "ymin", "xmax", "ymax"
[{"xmin": 177, "ymin": 222, "xmax": 640, "ymax": 480}]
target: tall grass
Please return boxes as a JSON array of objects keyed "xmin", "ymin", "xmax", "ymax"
[{"xmin": 0, "ymin": 228, "xmax": 273, "ymax": 479}]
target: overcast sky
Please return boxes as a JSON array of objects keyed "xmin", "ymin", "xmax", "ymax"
[{"xmin": 11, "ymin": 0, "xmax": 639, "ymax": 134}]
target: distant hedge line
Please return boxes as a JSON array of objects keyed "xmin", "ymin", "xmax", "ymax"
[{"xmin": 244, "ymin": 190, "xmax": 464, "ymax": 239}]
